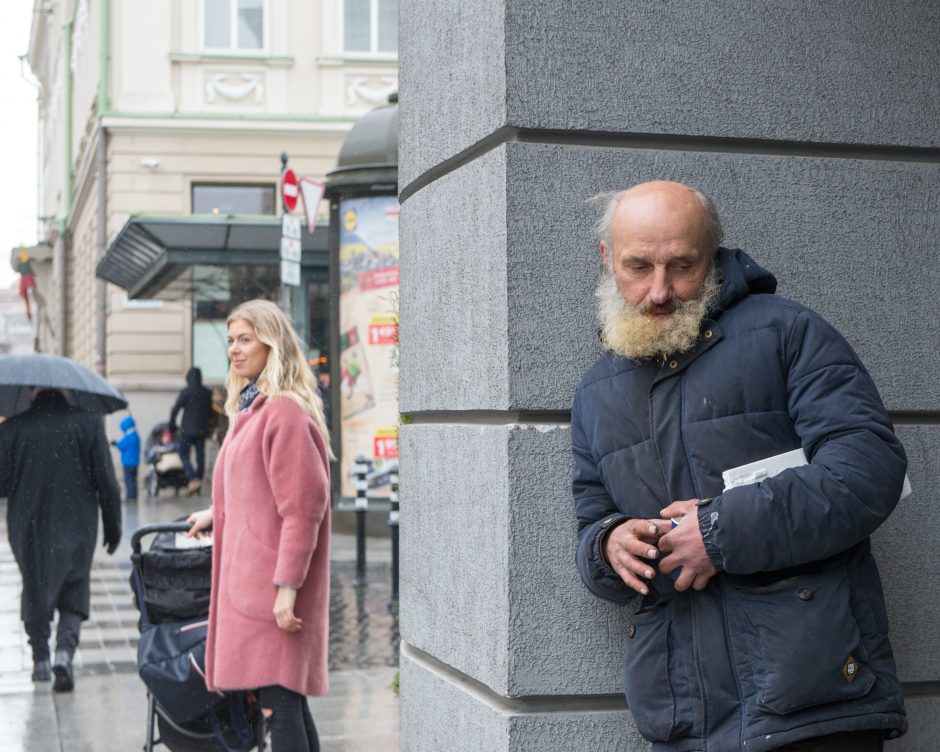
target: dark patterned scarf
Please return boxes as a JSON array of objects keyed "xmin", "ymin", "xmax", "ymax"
[{"xmin": 238, "ymin": 379, "xmax": 261, "ymax": 412}]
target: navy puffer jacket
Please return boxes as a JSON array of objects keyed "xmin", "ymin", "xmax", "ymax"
[{"xmin": 572, "ymin": 248, "xmax": 907, "ymax": 751}]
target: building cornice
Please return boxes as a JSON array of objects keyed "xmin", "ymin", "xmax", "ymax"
[
  {"xmin": 99, "ymin": 112, "xmax": 356, "ymax": 134},
  {"xmin": 168, "ymin": 51, "xmax": 295, "ymax": 67},
  {"xmin": 316, "ymin": 54, "xmax": 398, "ymax": 67}
]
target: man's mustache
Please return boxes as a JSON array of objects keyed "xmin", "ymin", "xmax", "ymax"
[{"xmin": 637, "ymin": 300, "xmax": 679, "ymax": 316}]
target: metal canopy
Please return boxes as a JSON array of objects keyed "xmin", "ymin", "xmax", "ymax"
[
  {"xmin": 96, "ymin": 214, "xmax": 329, "ymax": 300},
  {"xmin": 325, "ymin": 99, "xmax": 398, "ymax": 198}
]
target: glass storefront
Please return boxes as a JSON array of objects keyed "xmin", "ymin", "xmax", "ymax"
[{"xmin": 191, "ymin": 264, "xmax": 333, "ymax": 387}]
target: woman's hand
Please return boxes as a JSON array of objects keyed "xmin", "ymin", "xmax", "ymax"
[
  {"xmin": 186, "ymin": 508, "xmax": 213, "ymax": 537},
  {"xmin": 273, "ymin": 587, "xmax": 303, "ymax": 632}
]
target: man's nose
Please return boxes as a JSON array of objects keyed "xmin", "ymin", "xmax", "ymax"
[{"xmin": 648, "ymin": 269, "xmax": 672, "ymax": 305}]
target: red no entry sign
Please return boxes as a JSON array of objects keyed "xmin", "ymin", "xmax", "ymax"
[{"xmin": 281, "ymin": 169, "xmax": 299, "ymax": 212}]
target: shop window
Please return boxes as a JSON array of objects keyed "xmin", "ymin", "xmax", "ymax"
[
  {"xmin": 191, "ymin": 264, "xmax": 281, "ymax": 381},
  {"xmin": 204, "ymin": 0, "xmax": 265, "ymax": 51},
  {"xmin": 192, "ymin": 184, "xmax": 276, "ymax": 216},
  {"xmin": 344, "ymin": 0, "xmax": 397, "ymax": 54}
]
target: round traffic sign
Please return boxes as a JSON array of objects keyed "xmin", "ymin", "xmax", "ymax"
[{"xmin": 281, "ymin": 169, "xmax": 299, "ymax": 212}]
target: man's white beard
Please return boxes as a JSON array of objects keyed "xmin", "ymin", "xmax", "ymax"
[{"xmin": 596, "ymin": 266, "xmax": 721, "ymax": 361}]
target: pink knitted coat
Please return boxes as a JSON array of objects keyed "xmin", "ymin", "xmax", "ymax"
[{"xmin": 204, "ymin": 394, "xmax": 331, "ymax": 697}]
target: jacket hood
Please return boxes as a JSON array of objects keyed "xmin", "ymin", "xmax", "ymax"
[
  {"xmin": 714, "ymin": 247, "xmax": 777, "ymax": 312},
  {"xmin": 120, "ymin": 415, "xmax": 136, "ymax": 432},
  {"xmin": 186, "ymin": 367, "xmax": 203, "ymax": 386}
]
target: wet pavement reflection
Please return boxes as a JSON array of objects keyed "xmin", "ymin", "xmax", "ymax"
[
  {"xmin": 329, "ymin": 561, "xmax": 400, "ymax": 672},
  {"xmin": 0, "ymin": 494, "xmax": 400, "ymax": 751}
]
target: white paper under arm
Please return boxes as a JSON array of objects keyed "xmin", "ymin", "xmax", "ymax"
[{"xmin": 722, "ymin": 448, "xmax": 912, "ymax": 500}]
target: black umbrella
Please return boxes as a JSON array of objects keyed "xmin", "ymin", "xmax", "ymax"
[{"xmin": 0, "ymin": 353, "xmax": 128, "ymax": 417}]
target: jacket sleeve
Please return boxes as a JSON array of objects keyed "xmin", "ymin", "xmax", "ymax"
[
  {"xmin": 262, "ymin": 399, "xmax": 331, "ymax": 588},
  {"xmin": 0, "ymin": 424, "xmax": 11, "ymax": 498},
  {"xmin": 169, "ymin": 390, "xmax": 186, "ymax": 430},
  {"xmin": 699, "ymin": 309, "xmax": 907, "ymax": 575},
  {"xmin": 572, "ymin": 390, "xmax": 637, "ymax": 606},
  {"xmin": 90, "ymin": 419, "xmax": 123, "ymax": 543}
]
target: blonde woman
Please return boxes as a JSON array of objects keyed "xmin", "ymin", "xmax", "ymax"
[{"xmin": 187, "ymin": 299, "xmax": 331, "ymax": 751}]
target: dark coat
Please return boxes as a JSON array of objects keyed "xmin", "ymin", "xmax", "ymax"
[
  {"xmin": 0, "ymin": 391, "xmax": 122, "ymax": 623},
  {"xmin": 170, "ymin": 368, "xmax": 215, "ymax": 438},
  {"xmin": 573, "ymin": 248, "xmax": 907, "ymax": 751}
]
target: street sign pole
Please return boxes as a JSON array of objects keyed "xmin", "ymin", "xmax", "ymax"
[{"xmin": 279, "ymin": 152, "xmax": 299, "ymax": 313}]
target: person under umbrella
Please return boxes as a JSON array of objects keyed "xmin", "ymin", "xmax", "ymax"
[
  {"xmin": 0, "ymin": 353, "xmax": 128, "ymax": 417},
  {"xmin": 0, "ymin": 387, "xmax": 122, "ymax": 692}
]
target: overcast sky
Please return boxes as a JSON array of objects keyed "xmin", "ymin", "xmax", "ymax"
[{"xmin": 0, "ymin": 0, "xmax": 39, "ymax": 290}]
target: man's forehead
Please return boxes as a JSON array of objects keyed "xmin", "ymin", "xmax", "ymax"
[
  {"xmin": 611, "ymin": 188, "xmax": 708, "ymax": 244},
  {"xmin": 615, "ymin": 184, "xmax": 703, "ymax": 220}
]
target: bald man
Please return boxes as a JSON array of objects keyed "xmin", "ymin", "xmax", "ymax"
[{"xmin": 572, "ymin": 181, "xmax": 906, "ymax": 751}]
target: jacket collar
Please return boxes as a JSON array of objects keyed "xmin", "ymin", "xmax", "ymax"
[
  {"xmin": 714, "ymin": 247, "xmax": 776, "ymax": 311},
  {"xmin": 229, "ymin": 393, "xmax": 268, "ymax": 438}
]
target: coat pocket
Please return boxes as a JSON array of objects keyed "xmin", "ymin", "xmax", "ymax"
[
  {"xmin": 623, "ymin": 599, "xmax": 693, "ymax": 741},
  {"xmin": 224, "ymin": 526, "xmax": 278, "ymax": 621},
  {"xmin": 727, "ymin": 565, "xmax": 875, "ymax": 716}
]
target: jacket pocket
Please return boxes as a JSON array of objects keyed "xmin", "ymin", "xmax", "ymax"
[
  {"xmin": 623, "ymin": 599, "xmax": 694, "ymax": 741},
  {"xmin": 224, "ymin": 526, "xmax": 277, "ymax": 621},
  {"xmin": 726, "ymin": 565, "xmax": 875, "ymax": 715}
]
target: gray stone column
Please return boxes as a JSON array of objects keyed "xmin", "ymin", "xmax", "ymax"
[{"xmin": 398, "ymin": 2, "xmax": 940, "ymax": 749}]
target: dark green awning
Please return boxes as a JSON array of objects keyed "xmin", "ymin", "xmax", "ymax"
[{"xmin": 96, "ymin": 214, "xmax": 328, "ymax": 299}]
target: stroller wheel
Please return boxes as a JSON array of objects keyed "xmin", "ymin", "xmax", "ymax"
[
  {"xmin": 156, "ymin": 715, "xmax": 224, "ymax": 752},
  {"xmin": 146, "ymin": 473, "xmax": 160, "ymax": 498}
]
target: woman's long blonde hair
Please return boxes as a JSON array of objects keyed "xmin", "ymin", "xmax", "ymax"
[{"xmin": 224, "ymin": 299, "xmax": 332, "ymax": 455}]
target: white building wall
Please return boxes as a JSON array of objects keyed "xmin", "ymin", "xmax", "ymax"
[{"xmin": 28, "ymin": 0, "xmax": 397, "ymax": 384}]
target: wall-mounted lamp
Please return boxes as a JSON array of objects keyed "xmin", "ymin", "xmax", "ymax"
[{"xmin": 140, "ymin": 157, "xmax": 161, "ymax": 169}]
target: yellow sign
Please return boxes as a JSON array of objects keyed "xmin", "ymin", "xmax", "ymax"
[{"xmin": 343, "ymin": 209, "xmax": 357, "ymax": 232}]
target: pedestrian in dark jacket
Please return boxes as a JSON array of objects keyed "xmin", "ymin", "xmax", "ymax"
[
  {"xmin": 113, "ymin": 414, "xmax": 141, "ymax": 500},
  {"xmin": 0, "ymin": 389, "xmax": 122, "ymax": 692},
  {"xmin": 169, "ymin": 367, "xmax": 215, "ymax": 495},
  {"xmin": 573, "ymin": 181, "xmax": 907, "ymax": 751}
]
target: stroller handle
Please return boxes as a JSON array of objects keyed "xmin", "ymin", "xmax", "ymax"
[{"xmin": 131, "ymin": 521, "xmax": 196, "ymax": 555}]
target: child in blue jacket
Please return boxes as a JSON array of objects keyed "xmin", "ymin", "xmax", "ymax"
[{"xmin": 113, "ymin": 415, "xmax": 141, "ymax": 501}]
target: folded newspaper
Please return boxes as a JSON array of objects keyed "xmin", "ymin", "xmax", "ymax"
[
  {"xmin": 722, "ymin": 447, "xmax": 912, "ymax": 500},
  {"xmin": 174, "ymin": 531, "xmax": 213, "ymax": 549}
]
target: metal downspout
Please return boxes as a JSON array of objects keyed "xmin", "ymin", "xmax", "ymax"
[
  {"xmin": 99, "ymin": 0, "xmax": 109, "ymax": 114},
  {"xmin": 96, "ymin": 132, "xmax": 107, "ymax": 374},
  {"xmin": 60, "ymin": 7, "xmax": 75, "ymax": 355},
  {"xmin": 64, "ymin": 11, "xmax": 73, "ymax": 212},
  {"xmin": 94, "ymin": 0, "xmax": 110, "ymax": 373}
]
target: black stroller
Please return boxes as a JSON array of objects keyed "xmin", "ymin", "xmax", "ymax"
[
  {"xmin": 131, "ymin": 522, "xmax": 267, "ymax": 751},
  {"xmin": 144, "ymin": 423, "xmax": 190, "ymax": 498}
]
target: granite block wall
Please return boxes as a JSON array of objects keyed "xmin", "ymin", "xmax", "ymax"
[{"xmin": 399, "ymin": 1, "xmax": 940, "ymax": 748}]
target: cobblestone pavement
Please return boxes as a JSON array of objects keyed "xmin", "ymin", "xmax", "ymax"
[{"xmin": 0, "ymin": 494, "xmax": 400, "ymax": 751}]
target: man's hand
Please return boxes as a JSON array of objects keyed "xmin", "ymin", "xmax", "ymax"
[
  {"xmin": 658, "ymin": 499, "xmax": 716, "ymax": 592},
  {"xmin": 603, "ymin": 518, "xmax": 672, "ymax": 595},
  {"xmin": 273, "ymin": 586, "xmax": 303, "ymax": 632},
  {"xmin": 103, "ymin": 530, "xmax": 120, "ymax": 555}
]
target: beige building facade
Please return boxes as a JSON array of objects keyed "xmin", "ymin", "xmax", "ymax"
[{"xmin": 27, "ymin": 0, "xmax": 397, "ymax": 436}]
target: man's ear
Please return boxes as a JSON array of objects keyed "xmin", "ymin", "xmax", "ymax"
[{"xmin": 599, "ymin": 242, "xmax": 610, "ymax": 271}]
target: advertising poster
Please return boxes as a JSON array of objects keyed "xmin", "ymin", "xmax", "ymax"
[{"xmin": 339, "ymin": 195, "xmax": 400, "ymax": 499}]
